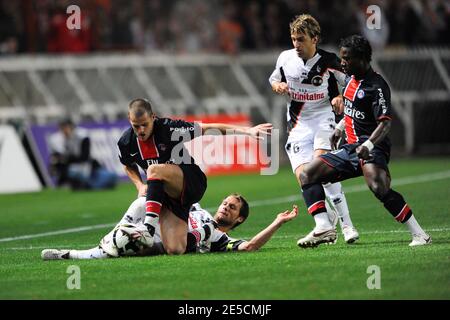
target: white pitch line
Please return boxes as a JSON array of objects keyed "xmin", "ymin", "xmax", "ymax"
[
  {"xmin": 1, "ymin": 170, "xmax": 449, "ymax": 243},
  {"xmin": 0, "ymin": 223, "xmax": 115, "ymax": 243},
  {"xmin": 2, "ymin": 227, "xmax": 449, "ymax": 251}
]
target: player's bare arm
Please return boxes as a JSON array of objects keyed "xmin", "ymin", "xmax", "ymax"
[
  {"xmin": 123, "ymin": 164, "xmax": 147, "ymax": 197},
  {"xmin": 356, "ymin": 120, "xmax": 392, "ymax": 160},
  {"xmin": 331, "ymin": 94, "xmax": 344, "ymax": 115},
  {"xmin": 200, "ymin": 122, "xmax": 273, "ymax": 140},
  {"xmin": 271, "ymin": 81, "xmax": 289, "ymax": 95},
  {"xmin": 330, "ymin": 118, "xmax": 345, "ymax": 150},
  {"xmin": 237, "ymin": 205, "xmax": 299, "ymax": 251}
]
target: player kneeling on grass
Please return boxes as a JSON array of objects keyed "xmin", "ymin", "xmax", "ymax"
[{"xmin": 41, "ymin": 194, "xmax": 298, "ymax": 260}]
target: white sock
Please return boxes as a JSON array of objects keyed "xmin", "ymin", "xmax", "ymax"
[
  {"xmin": 314, "ymin": 212, "xmax": 333, "ymax": 230},
  {"xmin": 404, "ymin": 215, "xmax": 427, "ymax": 236},
  {"xmin": 323, "ymin": 182, "xmax": 354, "ymax": 228},
  {"xmin": 69, "ymin": 247, "xmax": 109, "ymax": 259}
]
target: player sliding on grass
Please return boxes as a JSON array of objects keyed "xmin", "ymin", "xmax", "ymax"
[
  {"xmin": 296, "ymin": 35, "xmax": 431, "ymax": 248},
  {"xmin": 41, "ymin": 193, "xmax": 299, "ymax": 260},
  {"xmin": 116, "ymin": 98, "xmax": 272, "ymax": 255}
]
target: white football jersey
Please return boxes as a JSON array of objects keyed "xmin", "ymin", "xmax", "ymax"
[
  {"xmin": 188, "ymin": 203, "xmax": 246, "ymax": 253},
  {"xmin": 269, "ymin": 48, "xmax": 346, "ymax": 135},
  {"xmin": 118, "ymin": 198, "xmax": 245, "ymax": 253}
]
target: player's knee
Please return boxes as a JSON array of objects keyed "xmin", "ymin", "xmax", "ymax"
[
  {"xmin": 146, "ymin": 164, "xmax": 165, "ymax": 180},
  {"xmin": 368, "ymin": 181, "xmax": 389, "ymax": 199},
  {"xmin": 299, "ymin": 170, "xmax": 310, "ymax": 186},
  {"xmin": 299, "ymin": 168, "xmax": 315, "ymax": 186},
  {"xmin": 165, "ymin": 244, "xmax": 186, "ymax": 255}
]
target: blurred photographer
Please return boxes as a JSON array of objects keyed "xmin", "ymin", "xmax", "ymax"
[{"xmin": 49, "ymin": 119, "xmax": 117, "ymax": 190}]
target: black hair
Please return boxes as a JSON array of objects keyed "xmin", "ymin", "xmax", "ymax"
[{"xmin": 339, "ymin": 35, "xmax": 372, "ymax": 63}]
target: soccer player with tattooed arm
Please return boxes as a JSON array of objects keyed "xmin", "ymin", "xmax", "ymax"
[{"xmin": 296, "ymin": 35, "xmax": 431, "ymax": 248}]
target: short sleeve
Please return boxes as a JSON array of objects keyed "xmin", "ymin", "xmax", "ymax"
[
  {"xmin": 372, "ymin": 80, "xmax": 392, "ymax": 121},
  {"xmin": 167, "ymin": 119, "xmax": 201, "ymax": 142},
  {"xmin": 268, "ymin": 52, "xmax": 286, "ymax": 85},
  {"xmin": 117, "ymin": 139, "xmax": 133, "ymax": 166},
  {"xmin": 210, "ymin": 234, "xmax": 246, "ymax": 252}
]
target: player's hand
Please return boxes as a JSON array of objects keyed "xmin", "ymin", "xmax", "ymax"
[
  {"xmin": 138, "ymin": 184, "xmax": 147, "ymax": 197},
  {"xmin": 330, "ymin": 129, "xmax": 343, "ymax": 150},
  {"xmin": 331, "ymin": 95, "xmax": 344, "ymax": 115},
  {"xmin": 272, "ymin": 82, "xmax": 289, "ymax": 95},
  {"xmin": 247, "ymin": 123, "xmax": 273, "ymax": 140},
  {"xmin": 356, "ymin": 145, "xmax": 371, "ymax": 160},
  {"xmin": 276, "ymin": 205, "xmax": 299, "ymax": 224}
]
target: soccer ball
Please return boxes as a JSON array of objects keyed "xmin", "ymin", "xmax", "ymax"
[
  {"xmin": 113, "ymin": 226, "xmax": 139, "ymax": 256},
  {"xmin": 100, "ymin": 223, "xmax": 153, "ymax": 257}
]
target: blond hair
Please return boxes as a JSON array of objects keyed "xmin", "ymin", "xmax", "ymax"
[{"xmin": 289, "ymin": 14, "xmax": 321, "ymax": 40}]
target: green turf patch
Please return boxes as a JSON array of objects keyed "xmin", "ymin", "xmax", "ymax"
[{"xmin": 0, "ymin": 158, "xmax": 449, "ymax": 299}]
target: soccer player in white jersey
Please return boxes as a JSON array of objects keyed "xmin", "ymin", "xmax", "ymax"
[
  {"xmin": 269, "ymin": 14, "xmax": 359, "ymax": 245},
  {"xmin": 41, "ymin": 194, "xmax": 298, "ymax": 260}
]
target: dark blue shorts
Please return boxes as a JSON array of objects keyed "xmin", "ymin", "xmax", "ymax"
[
  {"xmin": 164, "ymin": 164, "xmax": 207, "ymax": 222},
  {"xmin": 319, "ymin": 143, "xmax": 390, "ymax": 182}
]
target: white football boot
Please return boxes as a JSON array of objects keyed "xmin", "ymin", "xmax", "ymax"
[
  {"xmin": 342, "ymin": 225, "xmax": 360, "ymax": 244},
  {"xmin": 41, "ymin": 249, "xmax": 70, "ymax": 260},
  {"xmin": 119, "ymin": 223, "xmax": 154, "ymax": 248},
  {"xmin": 409, "ymin": 234, "xmax": 432, "ymax": 247},
  {"xmin": 297, "ymin": 228, "xmax": 337, "ymax": 248}
]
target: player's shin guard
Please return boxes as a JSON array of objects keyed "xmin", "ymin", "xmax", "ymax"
[
  {"xmin": 69, "ymin": 247, "xmax": 109, "ymax": 259},
  {"xmin": 323, "ymin": 182, "xmax": 354, "ymax": 228},
  {"xmin": 302, "ymin": 183, "xmax": 332, "ymax": 230},
  {"xmin": 380, "ymin": 189, "xmax": 413, "ymax": 223},
  {"xmin": 144, "ymin": 178, "xmax": 164, "ymax": 236},
  {"xmin": 380, "ymin": 189, "xmax": 428, "ymax": 237},
  {"xmin": 302, "ymin": 183, "xmax": 327, "ymax": 215}
]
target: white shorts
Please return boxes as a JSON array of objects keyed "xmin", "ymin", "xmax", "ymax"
[{"xmin": 285, "ymin": 115, "xmax": 335, "ymax": 173}]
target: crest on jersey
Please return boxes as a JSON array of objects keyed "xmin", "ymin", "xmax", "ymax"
[
  {"xmin": 357, "ymin": 89, "xmax": 365, "ymax": 99},
  {"xmin": 312, "ymin": 75, "xmax": 323, "ymax": 86}
]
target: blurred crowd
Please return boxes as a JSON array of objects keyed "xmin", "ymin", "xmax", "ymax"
[{"xmin": 0, "ymin": 0, "xmax": 449, "ymax": 55}]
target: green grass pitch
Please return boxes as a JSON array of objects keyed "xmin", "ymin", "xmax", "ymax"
[{"xmin": 0, "ymin": 158, "xmax": 449, "ymax": 299}]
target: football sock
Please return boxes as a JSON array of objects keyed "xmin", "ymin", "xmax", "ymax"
[
  {"xmin": 185, "ymin": 223, "xmax": 215, "ymax": 253},
  {"xmin": 302, "ymin": 183, "xmax": 332, "ymax": 230},
  {"xmin": 314, "ymin": 212, "xmax": 333, "ymax": 230},
  {"xmin": 69, "ymin": 247, "xmax": 108, "ymax": 259},
  {"xmin": 185, "ymin": 233, "xmax": 197, "ymax": 253},
  {"xmin": 404, "ymin": 215, "xmax": 427, "ymax": 236},
  {"xmin": 144, "ymin": 178, "xmax": 164, "ymax": 236},
  {"xmin": 302, "ymin": 183, "xmax": 327, "ymax": 215},
  {"xmin": 380, "ymin": 189, "xmax": 413, "ymax": 223},
  {"xmin": 118, "ymin": 197, "xmax": 146, "ymax": 225},
  {"xmin": 323, "ymin": 182, "xmax": 354, "ymax": 228}
]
